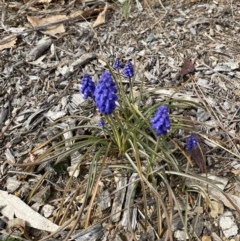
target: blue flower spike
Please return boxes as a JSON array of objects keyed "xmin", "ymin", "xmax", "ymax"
[
  {"xmin": 80, "ymin": 73, "xmax": 96, "ymax": 100},
  {"xmin": 186, "ymin": 133, "xmax": 198, "ymax": 150},
  {"xmin": 95, "ymin": 71, "xmax": 118, "ymax": 115},
  {"xmin": 113, "ymin": 59, "xmax": 122, "ymax": 70},
  {"xmin": 98, "ymin": 118, "xmax": 105, "ymax": 128},
  {"xmin": 123, "ymin": 61, "xmax": 134, "ymax": 78},
  {"xmin": 151, "ymin": 105, "xmax": 171, "ymax": 136}
]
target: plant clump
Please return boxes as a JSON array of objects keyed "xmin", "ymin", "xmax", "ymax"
[{"xmin": 34, "ymin": 57, "xmax": 239, "ymax": 241}]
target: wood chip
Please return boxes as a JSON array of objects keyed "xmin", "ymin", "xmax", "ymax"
[
  {"xmin": 111, "ymin": 173, "xmax": 127, "ymax": 223},
  {"xmin": 70, "ymin": 53, "xmax": 96, "ymax": 68},
  {"xmin": 121, "ymin": 173, "xmax": 138, "ymax": 231},
  {"xmin": 72, "ymin": 223, "xmax": 104, "ymax": 241},
  {"xmin": 99, "ymin": 189, "xmax": 111, "ymax": 211},
  {"xmin": 26, "ymin": 36, "xmax": 52, "ymax": 62}
]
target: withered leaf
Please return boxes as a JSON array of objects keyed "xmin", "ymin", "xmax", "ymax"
[
  {"xmin": 178, "ymin": 59, "xmax": 195, "ymax": 77},
  {"xmin": 188, "ymin": 138, "xmax": 206, "ymax": 173},
  {"xmin": 93, "ymin": 2, "xmax": 110, "ymax": 28},
  {"xmin": 183, "ymin": 115, "xmax": 206, "ymax": 173},
  {"xmin": 0, "ymin": 37, "xmax": 17, "ymax": 51}
]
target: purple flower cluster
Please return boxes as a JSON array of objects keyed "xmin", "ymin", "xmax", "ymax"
[
  {"xmin": 80, "ymin": 71, "xmax": 118, "ymax": 115},
  {"xmin": 80, "ymin": 73, "xmax": 95, "ymax": 100},
  {"xmin": 95, "ymin": 71, "xmax": 118, "ymax": 115},
  {"xmin": 113, "ymin": 59, "xmax": 122, "ymax": 70},
  {"xmin": 113, "ymin": 59, "xmax": 134, "ymax": 78},
  {"xmin": 186, "ymin": 134, "xmax": 198, "ymax": 150},
  {"xmin": 123, "ymin": 61, "xmax": 134, "ymax": 78},
  {"xmin": 80, "ymin": 59, "xmax": 135, "ymax": 116},
  {"xmin": 151, "ymin": 106, "xmax": 170, "ymax": 136}
]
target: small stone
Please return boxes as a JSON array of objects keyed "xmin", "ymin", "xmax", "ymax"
[
  {"xmin": 222, "ymin": 210, "xmax": 233, "ymax": 217},
  {"xmin": 219, "ymin": 216, "xmax": 238, "ymax": 238},
  {"xmin": 171, "ymin": 217, "xmax": 183, "ymax": 231},
  {"xmin": 174, "ymin": 230, "xmax": 189, "ymax": 240},
  {"xmin": 189, "ymin": 27, "xmax": 196, "ymax": 35},
  {"xmin": 147, "ymin": 33, "xmax": 157, "ymax": 42},
  {"xmin": 42, "ymin": 204, "xmax": 55, "ymax": 218},
  {"xmin": 192, "ymin": 217, "xmax": 204, "ymax": 236},
  {"xmin": 174, "ymin": 17, "xmax": 186, "ymax": 25},
  {"xmin": 223, "ymin": 101, "xmax": 230, "ymax": 110}
]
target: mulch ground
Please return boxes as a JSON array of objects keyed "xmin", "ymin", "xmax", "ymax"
[{"xmin": 1, "ymin": 0, "xmax": 240, "ymax": 240}]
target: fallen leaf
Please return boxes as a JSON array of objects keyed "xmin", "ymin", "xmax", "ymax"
[
  {"xmin": 27, "ymin": 15, "xmax": 67, "ymax": 36},
  {"xmin": 178, "ymin": 59, "xmax": 195, "ymax": 77},
  {"xmin": 0, "ymin": 190, "xmax": 59, "ymax": 232},
  {"xmin": 0, "ymin": 37, "xmax": 17, "ymax": 51},
  {"xmin": 92, "ymin": 2, "xmax": 109, "ymax": 28},
  {"xmin": 188, "ymin": 141, "xmax": 206, "ymax": 173},
  {"xmin": 70, "ymin": 8, "xmax": 103, "ymax": 19},
  {"xmin": 183, "ymin": 115, "xmax": 206, "ymax": 173}
]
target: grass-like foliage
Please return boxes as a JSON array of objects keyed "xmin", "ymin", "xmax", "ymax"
[
  {"xmin": 121, "ymin": 0, "xmax": 132, "ymax": 20},
  {"xmin": 113, "ymin": 0, "xmax": 133, "ymax": 20},
  {"xmin": 28, "ymin": 58, "xmax": 240, "ymax": 241}
]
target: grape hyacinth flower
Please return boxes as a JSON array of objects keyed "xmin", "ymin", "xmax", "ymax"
[
  {"xmin": 151, "ymin": 105, "xmax": 170, "ymax": 136},
  {"xmin": 80, "ymin": 73, "xmax": 95, "ymax": 100},
  {"xmin": 186, "ymin": 133, "xmax": 198, "ymax": 150},
  {"xmin": 98, "ymin": 118, "xmax": 105, "ymax": 128},
  {"xmin": 95, "ymin": 71, "xmax": 118, "ymax": 115},
  {"xmin": 123, "ymin": 61, "xmax": 134, "ymax": 78},
  {"xmin": 113, "ymin": 59, "xmax": 122, "ymax": 70}
]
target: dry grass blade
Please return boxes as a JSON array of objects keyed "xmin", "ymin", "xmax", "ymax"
[
  {"xmin": 193, "ymin": 82, "xmax": 240, "ymax": 144},
  {"xmin": 84, "ymin": 144, "xmax": 111, "ymax": 229},
  {"xmin": 17, "ymin": 0, "xmax": 40, "ymax": 16},
  {"xmin": 1, "ymin": 2, "xmax": 9, "ymax": 32}
]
